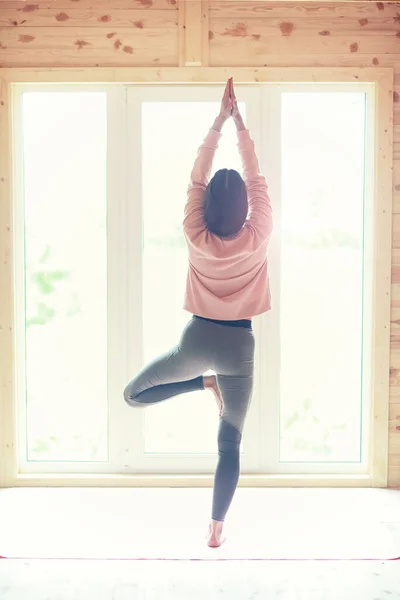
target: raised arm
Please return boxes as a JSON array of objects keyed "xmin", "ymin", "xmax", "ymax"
[
  {"xmin": 183, "ymin": 79, "xmax": 233, "ymax": 238},
  {"xmin": 232, "ymin": 91, "xmax": 273, "ymax": 244}
]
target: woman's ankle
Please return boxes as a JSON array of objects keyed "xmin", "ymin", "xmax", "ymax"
[{"xmin": 210, "ymin": 518, "xmax": 224, "ymax": 533}]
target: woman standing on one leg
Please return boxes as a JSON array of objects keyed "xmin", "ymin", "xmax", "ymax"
[{"xmin": 124, "ymin": 78, "xmax": 273, "ymax": 547}]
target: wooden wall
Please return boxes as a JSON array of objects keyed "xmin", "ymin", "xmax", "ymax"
[{"xmin": 0, "ymin": 0, "xmax": 399, "ymax": 487}]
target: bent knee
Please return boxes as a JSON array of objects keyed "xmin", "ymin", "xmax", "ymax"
[{"xmin": 124, "ymin": 384, "xmax": 142, "ymax": 407}]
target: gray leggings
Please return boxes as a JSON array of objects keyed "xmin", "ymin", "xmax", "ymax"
[{"xmin": 124, "ymin": 316, "xmax": 255, "ymax": 522}]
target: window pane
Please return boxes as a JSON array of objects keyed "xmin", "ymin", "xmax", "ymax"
[
  {"xmin": 279, "ymin": 92, "xmax": 366, "ymax": 462},
  {"xmin": 142, "ymin": 101, "xmax": 245, "ymax": 454},
  {"xmin": 22, "ymin": 92, "xmax": 108, "ymax": 461}
]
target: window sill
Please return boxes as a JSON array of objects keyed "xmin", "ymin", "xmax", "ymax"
[{"xmin": 10, "ymin": 473, "xmax": 374, "ymax": 488}]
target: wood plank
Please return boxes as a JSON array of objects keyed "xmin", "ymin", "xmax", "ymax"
[
  {"xmin": 202, "ymin": 0, "xmax": 210, "ymax": 67},
  {"xmin": 208, "ymin": 22, "xmax": 400, "ymax": 64},
  {"xmin": 185, "ymin": 0, "xmax": 202, "ymax": 65},
  {"xmin": 210, "ymin": 1, "xmax": 400, "ymax": 19},
  {"xmin": 391, "ymin": 333, "xmax": 400, "ymax": 349},
  {"xmin": 391, "ymin": 280, "xmax": 400, "ymax": 296},
  {"xmin": 209, "ymin": 42, "xmax": 400, "ymax": 67},
  {"xmin": 392, "ymin": 157, "xmax": 400, "ymax": 215},
  {"xmin": 390, "ymin": 281, "xmax": 400, "ymax": 346},
  {"xmin": 388, "ymin": 454, "xmax": 400, "ymax": 469},
  {"xmin": 0, "ymin": 0, "xmax": 177, "ymax": 9},
  {"xmin": 388, "ymin": 453, "xmax": 400, "ymax": 468},
  {"xmin": 389, "ymin": 401, "xmax": 400, "ymax": 421},
  {"xmin": 389, "ymin": 435, "xmax": 400, "ymax": 456},
  {"xmin": 391, "ymin": 113, "xmax": 400, "ymax": 159},
  {"xmin": 389, "ymin": 398, "xmax": 400, "ymax": 440},
  {"xmin": 389, "ymin": 345, "xmax": 400, "ymax": 370},
  {"xmin": 390, "ymin": 282, "xmax": 400, "ymax": 336},
  {"xmin": 391, "ymin": 250, "xmax": 400, "ymax": 285},
  {"xmin": 0, "ymin": 8, "xmax": 178, "ymax": 28},
  {"xmin": 0, "ymin": 27, "xmax": 178, "ymax": 67},
  {"xmin": 387, "ymin": 402, "xmax": 399, "ymax": 476},
  {"xmin": 393, "ymin": 72, "xmax": 400, "ymax": 88},
  {"xmin": 183, "ymin": 0, "xmax": 203, "ymax": 65},
  {"xmin": 207, "ymin": 53, "xmax": 400, "ymax": 68},
  {"xmin": 393, "ymin": 196, "xmax": 400, "ymax": 217},
  {"xmin": 391, "ymin": 215, "xmax": 400, "ymax": 249},
  {"xmin": 209, "ymin": 17, "xmax": 400, "ymax": 35},
  {"xmin": 209, "ymin": 16, "xmax": 400, "ymax": 35},
  {"xmin": 178, "ymin": 0, "xmax": 185, "ymax": 65},
  {"xmin": 0, "ymin": 49, "xmax": 178, "ymax": 68},
  {"xmin": 391, "ymin": 250, "xmax": 400, "ymax": 270},
  {"xmin": 0, "ymin": 0, "xmax": 383, "ymax": 6},
  {"xmin": 0, "ymin": 65, "xmax": 390, "ymax": 82},
  {"xmin": 391, "ymin": 319, "xmax": 400, "ymax": 342},
  {"xmin": 178, "ymin": 0, "xmax": 209, "ymax": 66},
  {"xmin": 388, "ymin": 464, "xmax": 400, "ymax": 487},
  {"xmin": 5, "ymin": 50, "xmax": 396, "ymax": 70},
  {"xmin": 372, "ymin": 67, "xmax": 394, "ymax": 487},
  {"xmin": 392, "ymin": 246, "xmax": 400, "ymax": 264},
  {"xmin": 389, "ymin": 385, "xmax": 400, "ymax": 399}
]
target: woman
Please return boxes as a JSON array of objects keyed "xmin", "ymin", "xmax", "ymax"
[{"xmin": 124, "ymin": 78, "xmax": 273, "ymax": 548}]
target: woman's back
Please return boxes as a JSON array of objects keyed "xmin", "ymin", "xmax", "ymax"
[{"xmin": 183, "ymin": 128, "xmax": 273, "ymax": 320}]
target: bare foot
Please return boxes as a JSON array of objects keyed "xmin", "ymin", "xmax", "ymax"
[
  {"xmin": 203, "ymin": 375, "xmax": 223, "ymax": 416},
  {"xmin": 207, "ymin": 520, "xmax": 226, "ymax": 548}
]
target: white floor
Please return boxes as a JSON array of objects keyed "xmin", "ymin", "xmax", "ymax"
[
  {"xmin": 0, "ymin": 488, "xmax": 399, "ymax": 599},
  {"xmin": 1, "ymin": 559, "xmax": 400, "ymax": 600}
]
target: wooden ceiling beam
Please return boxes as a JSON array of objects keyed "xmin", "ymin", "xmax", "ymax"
[{"xmin": 179, "ymin": 0, "xmax": 209, "ymax": 67}]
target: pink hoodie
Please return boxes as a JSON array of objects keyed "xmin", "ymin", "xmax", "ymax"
[{"xmin": 183, "ymin": 128, "xmax": 273, "ymax": 320}]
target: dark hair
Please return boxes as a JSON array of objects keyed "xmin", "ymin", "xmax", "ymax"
[{"xmin": 203, "ymin": 169, "xmax": 248, "ymax": 238}]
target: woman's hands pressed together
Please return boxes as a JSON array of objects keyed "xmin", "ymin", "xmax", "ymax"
[
  {"xmin": 220, "ymin": 78, "xmax": 234, "ymax": 120},
  {"xmin": 230, "ymin": 81, "xmax": 246, "ymax": 132},
  {"xmin": 212, "ymin": 78, "xmax": 246, "ymax": 133},
  {"xmin": 212, "ymin": 78, "xmax": 233, "ymax": 132}
]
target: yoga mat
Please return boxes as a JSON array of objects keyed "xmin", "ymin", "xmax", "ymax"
[{"xmin": 1, "ymin": 488, "xmax": 399, "ymax": 561}]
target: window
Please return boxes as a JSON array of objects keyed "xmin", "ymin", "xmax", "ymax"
[
  {"xmin": 279, "ymin": 92, "xmax": 366, "ymax": 465},
  {"xmin": 15, "ymin": 91, "xmax": 108, "ymax": 464},
  {"xmin": 12, "ymin": 83, "xmax": 374, "ymax": 476}
]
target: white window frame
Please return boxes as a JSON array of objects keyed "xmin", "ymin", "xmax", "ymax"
[
  {"xmin": 0, "ymin": 67, "xmax": 392, "ymax": 488},
  {"xmin": 11, "ymin": 84, "xmax": 131, "ymax": 475},
  {"xmin": 260, "ymin": 83, "xmax": 376, "ymax": 475}
]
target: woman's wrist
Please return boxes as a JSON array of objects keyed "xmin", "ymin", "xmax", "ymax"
[
  {"xmin": 212, "ymin": 113, "xmax": 246, "ymax": 133},
  {"xmin": 212, "ymin": 114, "xmax": 226, "ymax": 132},
  {"xmin": 233, "ymin": 115, "xmax": 246, "ymax": 131}
]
